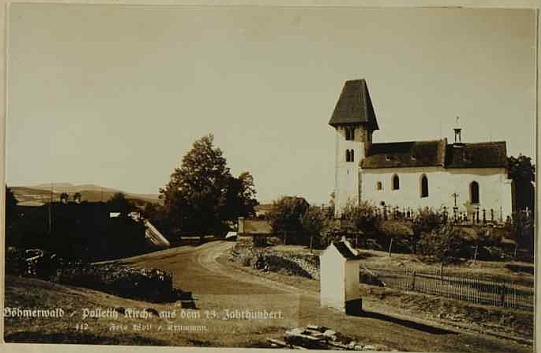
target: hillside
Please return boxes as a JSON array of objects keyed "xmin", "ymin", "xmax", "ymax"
[
  {"xmin": 4, "ymin": 275, "xmax": 170, "ymax": 345},
  {"xmin": 10, "ymin": 184, "xmax": 161, "ymax": 206}
]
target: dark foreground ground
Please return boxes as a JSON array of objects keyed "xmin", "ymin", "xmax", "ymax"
[{"xmin": 3, "ymin": 241, "xmax": 534, "ymax": 352}]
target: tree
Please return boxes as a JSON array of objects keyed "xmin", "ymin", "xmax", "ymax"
[
  {"xmin": 417, "ymin": 226, "xmax": 466, "ymax": 262},
  {"xmin": 142, "ymin": 202, "xmax": 170, "ymax": 235},
  {"xmin": 60, "ymin": 192, "xmax": 69, "ymax": 203},
  {"xmin": 107, "ymin": 192, "xmax": 135, "ymax": 214},
  {"xmin": 411, "ymin": 207, "xmax": 446, "ymax": 253},
  {"xmin": 328, "ymin": 191, "xmax": 336, "ymax": 216},
  {"xmin": 300, "ymin": 206, "xmax": 327, "ymax": 250},
  {"xmin": 341, "ymin": 200, "xmax": 379, "ymax": 233},
  {"xmin": 511, "ymin": 210, "xmax": 534, "ymax": 259},
  {"xmin": 220, "ymin": 172, "xmax": 259, "ymax": 222},
  {"xmin": 508, "ymin": 154, "xmax": 535, "ymax": 212},
  {"xmin": 508, "ymin": 154, "xmax": 535, "ymax": 182},
  {"xmin": 268, "ymin": 196, "xmax": 310, "ymax": 245},
  {"xmin": 160, "ymin": 134, "xmax": 232, "ymax": 236},
  {"xmin": 5, "ymin": 186, "xmax": 18, "ymax": 226}
]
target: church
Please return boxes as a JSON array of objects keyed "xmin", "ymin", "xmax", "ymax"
[{"xmin": 330, "ymin": 79, "xmax": 512, "ymax": 222}]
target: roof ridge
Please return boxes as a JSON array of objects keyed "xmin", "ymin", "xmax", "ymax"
[
  {"xmin": 448, "ymin": 141, "xmax": 506, "ymax": 145},
  {"xmin": 371, "ymin": 139, "xmax": 445, "ymax": 145}
]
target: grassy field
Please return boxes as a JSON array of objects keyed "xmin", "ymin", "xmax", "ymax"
[
  {"xmin": 271, "ymin": 244, "xmax": 534, "ymax": 286},
  {"xmin": 3, "ymin": 242, "xmax": 534, "ymax": 352},
  {"xmin": 223, "ymin": 247, "xmax": 534, "ymax": 343},
  {"xmin": 3, "ymin": 275, "xmax": 298, "ymax": 347}
]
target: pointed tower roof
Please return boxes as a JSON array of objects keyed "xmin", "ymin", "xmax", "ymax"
[{"xmin": 329, "ymin": 79, "xmax": 379, "ymax": 130}]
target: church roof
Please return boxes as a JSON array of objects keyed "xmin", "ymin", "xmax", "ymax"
[
  {"xmin": 445, "ymin": 142, "xmax": 507, "ymax": 168},
  {"xmin": 361, "ymin": 140, "xmax": 446, "ymax": 168},
  {"xmin": 361, "ymin": 140, "xmax": 508, "ymax": 169},
  {"xmin": 329, "ymin": 79, "xmax": 379, "ymax": 130}
]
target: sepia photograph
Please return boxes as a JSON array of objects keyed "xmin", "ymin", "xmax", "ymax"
[{"xmin": 2, "ymin": 3, "xmax": 537, "ymax": 352}]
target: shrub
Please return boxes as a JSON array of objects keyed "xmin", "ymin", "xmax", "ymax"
[
  {"xmin": 476, "ymin": 226, "xmax": 503, "ymax": 246},
  {"xmin": 411, "ymin": 207, "xmax": 446, "ymax": 253},
  {"xmin": 341, "ymin": 200, "xmax": 380, "ymax": 233},
  {"xmin": 377, "ymin": 220, "xmax": 415, "ymax": 253},
  {"xmin": 6, "ymin": 247, "xmax": 182, "ymax": 303},
  {"xmin": 417, "ymin": 226, "xmax": 468, "ymax": 262},
  {"xmin": 52, "ymin": 264, "xmax": 177, "ymax": 302}
]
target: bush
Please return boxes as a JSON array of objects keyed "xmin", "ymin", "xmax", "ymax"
[
  {"xmin": 52, "ymin": 264, "xmax": 177, "ymax": 303},
  {"xmin": 411, "ymin": 207, "xmax": 446, "ymax": 253},
  {"xmin": 477, "ymin": 246, "xmax": 509, "ymax": 261},
  {"xmin": 376, "ymin": 220, "xmax": 414, "ymax": 253},
  {"xmin": 417, "ymin": 226, "xmax": 468, "ymax": 262},
  {"xmin": 359, "ymin": 269, "xmax": 385, "ymax": 286},
  {"xmin": 341, "ymin": 200, "xmax": 380, "ymax": 233},
  {"xmin": 6, "ymin": 247, "xmax": 182, "ymax": 303}
]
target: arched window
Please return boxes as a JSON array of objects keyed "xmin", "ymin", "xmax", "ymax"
[
  {"xmin": 345, "ymin": 127, "xmax": 355, "ymax": 141},
  {"xmin": 392, "ymin": 174, "xmax": 400, "ymax": 190},
  {"xmin": 470, "ymin": 181, "xmax": 480, "ymax": 204},
  {"xmin": 420, "ymin": 174, "xmax": 429, "ymax": 198},
  {"xmin": 376, "ymin": 181, "xmax": 383, "ymax": 191},
  {"xmin": 345, "ymin": 149, "xmax": 354, "ymax": 162}
]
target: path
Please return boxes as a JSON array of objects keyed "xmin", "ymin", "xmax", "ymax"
[{"xmin": 120, "ymin": 241, "xmax": 532, "ymax": 353}]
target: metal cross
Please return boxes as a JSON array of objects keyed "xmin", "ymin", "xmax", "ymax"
[{"xmin": 451, "ymin": 192, "xmax": 459, "ymax": 207}]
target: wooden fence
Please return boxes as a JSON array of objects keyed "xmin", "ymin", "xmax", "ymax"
[{"xmin": 364, "ymin": 266, "xmax": 534, "ymax": 311}]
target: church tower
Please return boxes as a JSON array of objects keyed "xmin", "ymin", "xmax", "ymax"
[{"xmin": 329, "ymin": 79, "xmax": 379, "ymax": 216}]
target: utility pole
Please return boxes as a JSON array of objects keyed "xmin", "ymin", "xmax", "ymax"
[{"xmin": 48, "ymin": 182, "xmax": 52, "ymax": 233}]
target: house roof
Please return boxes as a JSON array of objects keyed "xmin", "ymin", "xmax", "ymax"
[
  {"xmin": 444, "ymin": 142, "xmax": 507, "ymax": 168},
  {"xmin": 329, "ymin": 79, "xmax": 379, "ymax": 130},
  {"xmin": 332, "ymin": 242, "xmax": 362, "ymax": 260},
  {"xmin": 361, "ymin": 140, "xmax": 446, "ymax": 169},
  {"xmin": 361, "ymin": 140, "xmax": 507, "ymax": 169},
  {"xmin": 241, "ymin": 220, "xmax": 273, "ymax": 235}
]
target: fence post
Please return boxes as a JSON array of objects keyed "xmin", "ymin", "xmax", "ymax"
[
  {"xmin": 411, "ymin": 271, "xmax": 416, "ymax": 291},
  {"xmin": 388, "ymin": 238, "xmax": 394, "ymax": 257}
]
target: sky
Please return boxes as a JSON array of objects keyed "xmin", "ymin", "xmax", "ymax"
[{"xmin": 6, "ymin": 5, "xmax": 537, "ymax": 204}]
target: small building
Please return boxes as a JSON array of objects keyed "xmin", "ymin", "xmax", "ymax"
[
  {"xmin": 320, "ymin": 238, "xmax": 362, "ymax": 314},
  {"xmin": 237, "ymin": 217, "xmax": 273, "ymax": 246}
]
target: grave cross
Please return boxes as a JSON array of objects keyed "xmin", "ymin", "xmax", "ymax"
[{"xmin": 451, "ymin": 192, "xmax": 459, "ymax": 207}]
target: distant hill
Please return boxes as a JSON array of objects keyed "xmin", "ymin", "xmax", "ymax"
[{"xmin": 10, "ymin": 184, "xmax": 161, "ymax": 207}]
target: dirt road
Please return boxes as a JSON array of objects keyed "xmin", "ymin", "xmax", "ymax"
[{"xmin": 121, "ymin": 241, "xmax": 533, "ymax": 352}]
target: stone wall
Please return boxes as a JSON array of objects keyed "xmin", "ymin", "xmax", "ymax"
[{"xmin": 231, "ymin": 243, "xmax": 320, "ymax": 280}]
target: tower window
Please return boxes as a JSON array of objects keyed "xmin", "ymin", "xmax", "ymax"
[
  {"xmin": 470, "ymin": 181, "xmax": 480, "ymax": 204},
  {"xmin": 392, "ymin": 174, "xmax": 400, "ymax": 190},
  {"xmin": 420, "ymin": 174, "xmax": 428, "ymax": 198},
  {"xmin": 345, "ymin": 149, "xmax": 355, "ymax": 162},
  {"xmin": 345, "ymin": 127, "xmax": 355, "ymax": 141},
  {"xmin": 376, "ymin": 181, "xmax": 383, "ymax": 191}
]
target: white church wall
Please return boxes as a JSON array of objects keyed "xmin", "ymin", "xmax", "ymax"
[
  {"xmin": 360, "ymin": 166, "xmax": 512, "ymax": 220},
  {"xmin": 334, "ymin": 126, "xmax": 368, "ymax": 213}
]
